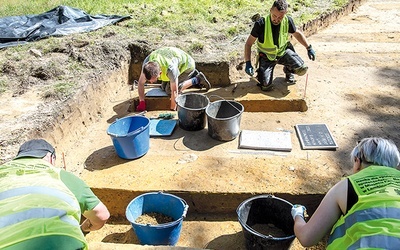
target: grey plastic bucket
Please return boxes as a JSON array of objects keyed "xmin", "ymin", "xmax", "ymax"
[
  {"xmin": 206, "ymin": 100, "xmax": 244, "ymax": 141},
  {"xmin": 236, "ymin": 195, "xmax": 295, "ymax": 250},
  {"xmin": 176, "ymin": 93, "xmax": 209, "ymax": 131}
]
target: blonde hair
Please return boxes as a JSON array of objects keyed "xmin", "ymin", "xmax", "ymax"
[{"xmin": 351, "ymin": 137, "xmax": 400, "ymax": 168}]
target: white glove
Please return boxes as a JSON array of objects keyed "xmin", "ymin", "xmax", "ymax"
[{"xmin": 291, "ymin": 204, "xmax": 307, "ymax": 220}]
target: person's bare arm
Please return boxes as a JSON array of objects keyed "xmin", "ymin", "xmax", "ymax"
[
  {"xmin": 81, "ymin": 201, "xmax": 110, "ymax": 232},
  {"xmin": 244, "ymin": 35, "xmax": 257, "ymax": 62},
  {"xmin": 170, "ymin": 78, "xmax": 178, "ymax": 110},
  {"xmin": 294, "ymin": 179, "xmax": 347, "ymax": 247},
  {"xmin": 138, "ymin": 72, "xmax": 147, "ymax": 102},
  {"xmin": 292, "ymin": 30, "xmax": 310, "ymax": 49}
]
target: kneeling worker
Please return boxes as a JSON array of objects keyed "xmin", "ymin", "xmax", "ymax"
[
  {"xmin": 136, "ymin": 47, "xmax": 211, "ymax": 111},
  {"xmin": 244, "ymin": 0, "xmax": 315, "ymax": 91}
]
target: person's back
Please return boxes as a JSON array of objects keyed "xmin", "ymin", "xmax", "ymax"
[
  {"xmin": 0, "ymin": 139, "xmax": 109, "ymax": 250},
  {"xmin": 148, "ymin": 47, "xmax": 194, "ymax": 82},
  {"xmin": 0, "ymin": 157, "xmax": 87, "ymax": 249},
  {"xmin": 327, "ymin": 165, "xmax": 400, "ymax": 249},
  {"xmin": 292, "ymin": 137, "xmax": 400, "ymax": 249}
]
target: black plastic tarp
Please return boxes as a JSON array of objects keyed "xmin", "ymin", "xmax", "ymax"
[{"xmin": 0, "ymin": 5, "xmax": 130, "ymax": 49}]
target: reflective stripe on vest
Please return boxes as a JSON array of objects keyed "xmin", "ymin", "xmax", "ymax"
[
  {"xmin": 348, "ymin": 235, "xmax": 400, "ymax": 250},
  {"xmin": 257, "ymin": 15, "xmax": 289, "ymax": 61},
  {"xmin": 0, "ymin": 207, "xmax": 79, "ymax": 228},
  {"xmin": 0, "ymin": 186, "xmax": 80, "ymax": 211},
  {"xmin": 328, "ymin": 207, "xmax": 400, "ymax": 244},
  {"xmin": 148, "ymin": 47, "xmax": 194, "ymax": 81}
]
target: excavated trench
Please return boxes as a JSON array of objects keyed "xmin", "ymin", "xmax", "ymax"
[{"xmin": 39, "ymin": 1, "xmax": 368, "ymax": 248}]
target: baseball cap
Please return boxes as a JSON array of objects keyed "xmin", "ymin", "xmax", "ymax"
[{"xmin": 15, "ymin": 139, "xmax": 55, "ymax": 159}]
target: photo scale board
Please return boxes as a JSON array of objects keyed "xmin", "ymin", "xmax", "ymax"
[{"xmin": 295, "ymin": 124, "xmax": 338, "ymax": 150}]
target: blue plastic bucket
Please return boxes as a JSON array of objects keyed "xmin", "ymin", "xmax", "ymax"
[
  {"xmin": 126, "ymin": 192, "xmax": 189, "ymax": 246},
  {"xmin": 107, "ymin": 115, "xmax": 150, "ymax": 159},
  {"xmin": 237, "ymin": 195, "xmax": 295, "ymax": 250}
]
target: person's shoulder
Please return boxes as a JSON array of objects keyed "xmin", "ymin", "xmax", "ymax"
[
  {"xmin": 60, "ymin": 169, "xmax": 86, "ymax": 183},
  {"xmin": 286, "ymin": 16, "xmax": 296, "ymax": 33},
  {"xmin": 256, "ymin": 16, "xmax": 266, "ymax": 26},
  {"xmin": 251, "ymin": 16, "xmax": 265, "ymax": 32}
]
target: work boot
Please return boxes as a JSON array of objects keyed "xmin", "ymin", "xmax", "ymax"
[
  {"xmin": 260, "ymin": 84, "xmax": 274, "ymax": 91},
  {"xmin": 195, "ymin": 72, "xmax": 211, "ymax": 91},
  {"xmin": 283, "ymin": 66, "xmax": 296, "ymax": 84},
  {"xmin": 285, "ymin": 73, "xmax": 295, "ymax": 83}
]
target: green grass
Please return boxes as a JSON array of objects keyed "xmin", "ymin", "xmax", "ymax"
[
  {"xmin": 43, "ymin": 81, "xmax": 77, "ymax": 99},
  {"xmin": 0, "ymin": 0, "xmax": 348, "ymax": 94},
  {"xmin": 0, "ymin": 0, "xmax": 343, "ymax": 36}
]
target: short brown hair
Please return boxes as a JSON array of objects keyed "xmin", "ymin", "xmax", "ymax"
[{"xmin": 143, "ymin": 61, "xmax": 160, "ymax": 80}]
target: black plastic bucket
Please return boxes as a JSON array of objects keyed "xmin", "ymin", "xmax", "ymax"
[
  {"xmin": 237, "ymin": 195, "xmax": 295, "ymax": 250},
  {"xmin": 176, "ymin": 93, "xmax": 209, "ymax": 131},
  {"xmin": 206, "ymin": 100, "xmax": 244, "ymax": 141}
]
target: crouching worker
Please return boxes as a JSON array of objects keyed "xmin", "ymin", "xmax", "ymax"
[
  {"xmin": 0, "ymin": 139, "xmax": 110, "ymax": 250},
  {"xmin": 244, "ymin": 0, "xmax": 315, "ymax": 91},
  {"xmin": 136, "ymin": 47, "xmax": 211, "ymax": 111},
  {"xmin": 292, "ymin": 137, "xmax": 400, "ymax": 249}
]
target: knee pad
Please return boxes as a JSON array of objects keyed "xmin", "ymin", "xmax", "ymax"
[{"xmin": 294, "ymin": 65, "xmax": 308, "ymax": 76}]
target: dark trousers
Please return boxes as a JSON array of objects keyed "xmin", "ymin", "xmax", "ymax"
[{"xmin": 257, "ymin": 44, "xmax": 305, "ymax": 87}]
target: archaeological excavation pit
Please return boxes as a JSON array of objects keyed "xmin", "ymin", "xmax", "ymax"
[{"xmin": 52, "ymin": 42, "xmax": 329, "ymax": 249}]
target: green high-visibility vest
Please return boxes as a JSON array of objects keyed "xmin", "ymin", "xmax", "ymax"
[
  {"xmin": 0, "ymin": 158, "xmax": 87, "ymax": 250},
  {"xmin": 257, "ymin": 15, "xmax": 289, "ymax": 61},
  {"xmin": 148, "ymin": 47, "xmax": 195, "ymax": 81},
  {"xmin": 327, "ymin": 165, "xmax": 400, "ymax": 249}
]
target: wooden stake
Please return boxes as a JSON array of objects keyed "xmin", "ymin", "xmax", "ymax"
[
  {"xmin": 62, "ymin": 152, "xmax": 66, "ymax": 170},
  {"xmin": 304, "ymin": 73, "xmax": 309, "ymax": 99}
]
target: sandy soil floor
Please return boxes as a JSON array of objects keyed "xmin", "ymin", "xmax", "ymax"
[
  {"xmin": 82, "ymin": 0, "xmax": 400, "ymax": 248},
  {"xmin": 0, "ymin": 0, "xmax": 399, "ymax": 249}
]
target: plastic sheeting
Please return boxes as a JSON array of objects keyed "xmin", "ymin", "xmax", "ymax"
[{"xmin": 0, "ymin": 5, "xmax": 130, "ymax": 49}]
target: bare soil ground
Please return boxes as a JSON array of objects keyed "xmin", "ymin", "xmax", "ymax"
[{"xmin": 0, "ymin": 0, "xmax": 399, "ymax": 249}]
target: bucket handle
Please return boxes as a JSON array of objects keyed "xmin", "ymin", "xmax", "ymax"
[
  {"xmin": 108, "ymin": 126, "xmax": 146, "ymax": 138},
  {"xmin": 182, "ymin": 201, "xmax": 189, "ymax": 218},
  {"xmin": 107, "ymin": 112, "xmax": 147, "ymax": 137},
  {"xmin": 208, "ymin": 94, "xmax": 243, "ymax": 114},
  {"xmin": 156, "ymin": 191, "xmax": 189, "ymax": 218}
]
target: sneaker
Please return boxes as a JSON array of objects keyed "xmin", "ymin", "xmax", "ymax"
[
  {"xmin": 187, "ymin": 69, "xmax": 199, "ymax": 79},
  {"xmin": 285, "ymin": 73, "xmax": 295, "ymax": 83},
  {"xmin": 196, "ymin": 72, "xmax": 211, "ymax": 91}
]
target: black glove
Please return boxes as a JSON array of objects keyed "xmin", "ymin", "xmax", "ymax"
[
  {"xmin": 307, "ymin": 45, "xmax": 315, "ymax": 61},
  {"xmin": 245, "ymin": 61, "xmax": 254, "ymax": 76}
]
